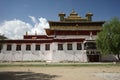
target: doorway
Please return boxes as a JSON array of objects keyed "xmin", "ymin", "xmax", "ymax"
[{"xmin": 87, "ymin": 55, "xmax": 100, "ymax": 62}]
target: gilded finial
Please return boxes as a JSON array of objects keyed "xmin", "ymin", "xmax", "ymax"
[
  {"xmin": 71, "ymin": 9, "xmax": 77, "ymax": 14},
  {"xmin": 72, "ymin": 9, "xmax": 75, "ymax": 13}
]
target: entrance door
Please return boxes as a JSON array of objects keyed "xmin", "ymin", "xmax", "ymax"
[{"xmin": 87, "ymin": 55, "xmax": 100, "ymax": 62}]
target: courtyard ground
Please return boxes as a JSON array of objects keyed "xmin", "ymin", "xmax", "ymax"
[{"xmin": 0, "ymin": 62, "xmax": 120, "ymax": 80}]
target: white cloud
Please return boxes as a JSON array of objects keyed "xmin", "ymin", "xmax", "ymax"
[
  {"xmin": 30, "ymin": 17, "xmax": 49, "ymax": 35},
  {"xmin": 0, "ymin": 17, "xmax": 49, "ymax": 39},
  {"xmin": 29, "ymin": 16, "xmax": 37, "ymax": 23}
]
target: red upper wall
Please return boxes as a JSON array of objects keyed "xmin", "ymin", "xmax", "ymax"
[
  {"xmin": 45, "ymin": 29, "xmax": 101, "ymax": 36},
  {"xmin": 0, "ymin": 38, "xmax": 85, "ymax": 43},
  {"xmin": 23, "ymin": 35, "xmax": 54, "ymax": 39}
]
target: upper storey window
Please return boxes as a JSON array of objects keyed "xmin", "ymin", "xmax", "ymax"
[{"xmin": 84, "ymin": 42, "xmax": 96, "ymax": 50}]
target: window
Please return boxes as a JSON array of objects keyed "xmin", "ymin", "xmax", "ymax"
[
  {"xmin": 67, "ymin": 43, "xmax": 72, "ymax": 50},
  {"xmin": 0, "ymin": 45, "xmax": 2, "ymax": 53},
  {"xmin": 35, "ymin": 44, "xmax": 40, "ymax": 50},
  {"xmin": 45, "ymin": 44, "xmax": 50, "ymax": 50},
  {"xmin": 84, "ymin": 42, "xmax": 96, "ymax": 50},
  {"xmin": 58, "ymin": 44, "xmax": 63, "ymax": 50},
  {"xmin": 7, "ymin": 44, "xmax": 12, "ymax": 51},
  {"xmin": 0, "ymin": 45, "xmax": 2, "ymax": 51},
  {"xmin": 16, "ymin": 44, "xmax": 21, "ymax": 51},
  {"xmin": 77, "ymin": 43, "xmax": 82, "ymax": 50},
  {"xmin": 26, "ymin": 44, "xmax": 31, "ymax": 51}
]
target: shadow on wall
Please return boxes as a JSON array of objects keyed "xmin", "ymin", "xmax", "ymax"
[{"xmin": 0, "ymin": 71, "xmax": 58, "ymax": 80}]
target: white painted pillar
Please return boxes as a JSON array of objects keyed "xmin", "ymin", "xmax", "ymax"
[
  {"xmin": 12, "ymin": 44, "xmax": 16, "ymax": 52},
  {"xmin": 31, "ymin": 43, "xmax": 35, "ymax": 53},
  {"xmin": 1, "ymin": 44, "xmax": 6, "ymax": 53},
  {"xmin": 64, "ymin": 43, "xmax": 67, "ymax": 52},
  {"xmin": 82, "ymin": 43, "xmax": 84, "ymax": 50},
  {"xmin": 73, "ymin": 42, "xmax": 76, "ymax": 51}
]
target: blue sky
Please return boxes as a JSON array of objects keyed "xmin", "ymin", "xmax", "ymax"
[
  {"xmin": 0, "ymin": 0, "xmax": 120, "ymax": 22},
  {"xmin": 0, "ymin": 0, "xmax": 120, "ymax": 39}
]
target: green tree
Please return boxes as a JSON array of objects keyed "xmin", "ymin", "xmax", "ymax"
[
  {"xmin": 96, "ymin": 18, "xmax": 120, "ymax": 61},
  {"xmin": 0, "ymin": 35, "xmax": 7, "ymax": 52},
  {"xmin": 0, "ymin": 35, "xmax": 7, "ymax": 39}
]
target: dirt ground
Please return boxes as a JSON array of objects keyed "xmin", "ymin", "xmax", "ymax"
[{"xmin": 0, "ymin": 66, "xmax": 120, "ymax": 80}]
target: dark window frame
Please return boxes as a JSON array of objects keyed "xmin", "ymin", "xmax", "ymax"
[
  {"xmin": 77, "ymin": 43, "xmax": 82, "ymax": 50},
  {"xmin": 58, "ymin": 44, "xmax": 63, "ymax": 50},
  {"xmin": 7, "ymin": 44, "xmax": 12, "ymax": 51},
  {"xmin": 0, "ymin": 45, "xmax": 2, "ymax": 51},
  {"xmin": 35, "ymin": 44, "xmax": 40, "ymax": 50},
  {"xmin": 67, "ymin": 43, "xmax": 72, "ymax": 50},
  {"xmin": 16, "ymin": 44, "xmax": 21, "ymax": 51},
  {"xmin": 45, "ymin": 44, "xmax": 50, "ymax": 51},
  {"xmin": 26, "ymin": 44, "xmax": 31, "ymax": 51}
]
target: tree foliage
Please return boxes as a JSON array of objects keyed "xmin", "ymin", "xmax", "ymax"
[
  {"xmin": 0, "ymin": 35, "xmax": 7, "ymax": 52},
  {"xmin": 96, "ymin": 17, "xmax": 120, "ymax": 61},
  {"xmin": 0, "ymin": 35, "xmax": 7, "ymax": 39}
]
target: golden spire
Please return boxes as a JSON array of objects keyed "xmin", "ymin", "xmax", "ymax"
[{"xmin": 71, "ymin": 9, "xmax": 77, "ymax": 14}]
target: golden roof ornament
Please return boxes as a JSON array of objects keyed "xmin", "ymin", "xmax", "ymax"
[{"xmin": 70, "ymin": 9, "xmax": 77, "ymax": 14}]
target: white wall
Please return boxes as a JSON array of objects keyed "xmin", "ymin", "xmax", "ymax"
[
  {"xmin": 1, "ymin": 42, "xmax": 117, "ymax": 62},
  {"xmin": 0, "ymin": 42, "xmax": 88, "ymax": 62},
  {"xmin": 52, "ymin": 42, "xmax": 87, "ymax": 62},
  {"xmin": 0, "ymin": 43, "xmax": 52, "ymax": 62}
]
